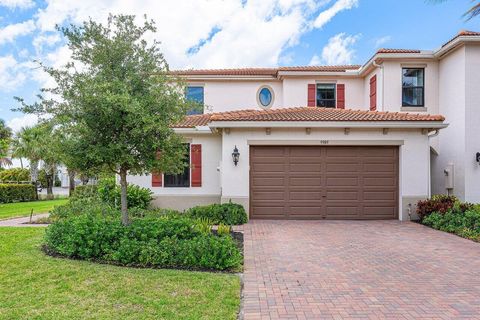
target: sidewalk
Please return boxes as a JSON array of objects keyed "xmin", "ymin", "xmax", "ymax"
[{"xmin": 0, "ymin": 214, "xmax": 49, "ymax": 227}]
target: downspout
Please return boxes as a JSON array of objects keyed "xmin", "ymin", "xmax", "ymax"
[{"xmin": 372, "ymin": 60, "xmax": 384, "ymax": 111}]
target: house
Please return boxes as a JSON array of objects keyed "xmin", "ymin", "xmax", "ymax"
[{"xmin": 127, "ymin": 30, "xmax": 480, "ymax": 220}]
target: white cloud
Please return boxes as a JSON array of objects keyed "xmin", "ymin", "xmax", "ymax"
[
  {"xmin": 0, "ymin": 0, "xmax": 34, "ymax": 9},
  {"xmin": 374, "ymin": 35, "xmax": 391, "ymax": 48},
  {"xmin": 0, "ymin": 19, "xmax": 35, "ymax": 45},
  {"xmin": 309, "ymin": 54, "xmax": 321, "ymax": 65},
  {"xmin": 33, "ymin": 33, "xmax": 61, "ymax": 53},
  {"xmin": 7, "ymin": 113, "xmax": 38, "ymax": 133},
  {"xmin": 313, "ymin": 0, "xmax": 358, "ymax": 29},
  {"xmin": 319, "ymin": 32, "xmax": 359, "ymax": 65},
  {"xmin": 31, "ymin": 0, "xmax": 359, "ymax": 68},
  {"xmin": 0, "ymin": 55, "xmax": 28, "ymax": 91}
]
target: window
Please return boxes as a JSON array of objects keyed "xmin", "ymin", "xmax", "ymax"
[
  {"xmin": 402, "ymin": 68, "xmax": 424, "ymax": 106},
  {"xmin": 316, "ymin": 83, "xmax": 336, "ymax": 108},
  {"xmin": 186, "ymin": 86, "xmax": 204, "ymax": 115},
  {"xmin": 257, "ymin": 85, "xmax": 274, "ymax": 108},
  {"xmin": 164, "ymin": 144, "xmax": 190, "ymax": 187}
]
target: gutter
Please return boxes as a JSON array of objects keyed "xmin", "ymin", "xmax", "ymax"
[
  {"xmin": 173, "ymin": 126, "xmax": 213, "ymax": 134},
  {"xmin": 372, "ymin": 60, "xmax": 385, "ymax": 111}
]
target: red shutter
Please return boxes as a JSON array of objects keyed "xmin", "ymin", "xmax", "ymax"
[
  {"xmin": 152, "ymin": 172, "xmax": 162, "ymax": 187},
  {"xmin": 191, "ymin": 144, "xmax": 202, "ymax": 187},
  {"xmin": 369, "ymin": 75, "xmax": 377, "ymax": 111},
  {"xmin": 307, "ymin": 84, "xmax": 316, "ymax": 107},
  {"xmin": 152, "ymin": 151, "xmax": 162, "ymax": 187},
  {"xmin": 336, "ymin": 84, "xmax": 345, "ymax": 109}
]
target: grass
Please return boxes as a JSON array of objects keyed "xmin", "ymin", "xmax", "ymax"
[
  {"xmin": 0, "ymin": 227, "xmax": 240, "ymax": 319},
  {"xmin": 0, "ymin": 198, "xmax": 68, "ymax": 220}
]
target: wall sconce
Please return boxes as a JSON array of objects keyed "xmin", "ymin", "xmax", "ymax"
[
  {"xmin": 232, "ymin": 146, "xmax": 240, "ymax": 166},
  {"xmin": 476, "ymin": 152, "xmax": 480, "ymax": 164}
]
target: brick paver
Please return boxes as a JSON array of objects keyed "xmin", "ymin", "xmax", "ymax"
[{"xmin": 242, "ymin": 220, "xmax": 480, "ymax": 320}]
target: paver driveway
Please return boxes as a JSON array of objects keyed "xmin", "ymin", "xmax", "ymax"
[{"xmin": 242, "ymin": 220, "xmax": 480, "ymax": 320}]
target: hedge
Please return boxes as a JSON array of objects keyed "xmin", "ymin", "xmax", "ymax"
[
  {"xmin": 0, "ymin": 184, "xmax": 36, "ymax": 203},
  {"xmin": 186, "ymin": 202, "xmax": 248, "ymax": 225},
  {"xmin": 44, "ymin": 214, "xmax": 242, "ymax": 271},
  {"xmin": 0, "ymin": 168, "xmax": 30, "ymax": 183}
]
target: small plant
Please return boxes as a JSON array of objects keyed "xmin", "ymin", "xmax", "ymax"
[
  {"xmin": 186, "ymin": 201, "xmax": 247, "ymax": 225},
  {"xmin": 194, "ymin": 217, "xmax": 214, "ymax": 235},
  {"xmin": 216, "ymin": 223, "xmax": 231, "ymax": 236},
  {"xmin": 416, "ymin": 194, "xmax": 458, "ymax": 220}
]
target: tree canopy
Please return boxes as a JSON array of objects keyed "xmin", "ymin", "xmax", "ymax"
[{"xmin": 15, "ymin": 14, "xmax": 191, "ymax": 224}]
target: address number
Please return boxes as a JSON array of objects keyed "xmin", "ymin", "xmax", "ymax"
[{"xmin": 319, "ymin": 140, "xmax": 329, "ymax": 144}]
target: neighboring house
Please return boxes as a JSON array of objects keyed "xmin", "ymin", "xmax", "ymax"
[{"xmin": 128, "ymin": 30, "xmax": 480, "ymax": 220}]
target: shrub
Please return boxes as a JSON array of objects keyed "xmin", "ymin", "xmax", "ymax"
[
  {"xmin": 416, "ymin": 195, "xmax": 458, "ymax": 220},
  {"xmin": 186, "ymin": 202, "xmax": 247, "ymax": 225},
  {"xmin": 49, "ymin": 197, "xmax": 118, "ymax": 222},
  {"xmin": 72, "ymin": 185, "xmax": 99, "ymax": 199},
  {"xmin": 44, "ymin": 215, "xmax": 242, "ymax": 271},
  {"xmin": 422, "ymin": 206, "xmax": 480, "ymax": 242},
  {"xmin": 0, "ymin": 168, "xmax": 30, "ymax": 182},
  {"xmin": 97, "ymin": 178, "xmax": 153, "ymax": 209},
  {"xmin": 0, "ymin": 183, "xmax": 36, "ymax": 203},
  {"xmin": 38, "ymin": 169, "xmax": 61, "ymax": 188}
]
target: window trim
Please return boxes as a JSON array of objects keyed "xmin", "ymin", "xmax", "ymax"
[
  {"xmin": 163, "ymin": 144, "xmax": 191, "ymax": 188},
  {"xmin": 316, "ymin": 83, "xmax": 337, "ymax": 108},
  {"xmin": 256, "ymin": 85, "xmax": 275, "ymax": 109},
  {"xmin": 402, "ymin": 68, "xmax": 425, "ymax": 107}
]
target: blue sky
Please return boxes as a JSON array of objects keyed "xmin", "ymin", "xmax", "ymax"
[{"xmin": 1, "ymin": 0, "xmax": 479, "ymax": 130}]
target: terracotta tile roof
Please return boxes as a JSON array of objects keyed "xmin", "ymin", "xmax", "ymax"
[
  {"xmin": 376, "ymin": 48, "xmax": 421, "ymax": 54},
  {"xmin": 442, "ymin": 30, "xmax": 480, "ymax": 47},
  {"xmin": 174, "ymin": 107, "xmax": 445, "ymax": 128},
  {"xmin": 171, "ymin": 65, "xmax": 361, "ymax": 76}
]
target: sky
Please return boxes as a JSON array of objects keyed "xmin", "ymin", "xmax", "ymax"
[{"xmin": 1, "ymin": 0, "xmax": 479, "ymax": 132}]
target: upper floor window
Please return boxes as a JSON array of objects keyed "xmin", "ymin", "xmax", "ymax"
[
  {"xmin": 402, "ymin": 68, "xmax": 424, "ymax": 107},
  {"xmin": 186, "ymin": 86, "xmax": 204, "ymax": 115},
  {"xmin": 316, "ymin": 83, "xmax": 336, "ymax": 108},
  {"xmin": 164, "ymin": 144, "xmax": 190, "ymax": 187}
]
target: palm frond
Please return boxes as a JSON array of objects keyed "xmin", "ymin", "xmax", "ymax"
[
  {"xmin": 463, "ymin": 2, "xmax": 480, "ymax": 20},
  {"xmin": 0, "ymin": 157, "xmax": 13, "ymax": 168}
]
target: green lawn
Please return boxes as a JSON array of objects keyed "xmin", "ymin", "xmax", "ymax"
[
  {"xmin": 0, "ymin": 228, "xmax": 240, "ymax": 319},
  {"xmin": 0, "ymin": 199, "xmax": 68, "ymax": 220}
]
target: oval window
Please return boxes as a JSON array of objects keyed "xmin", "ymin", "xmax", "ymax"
[{"xmin": 258, "ymin": 87, "xmax": 273, "ymax": 107}]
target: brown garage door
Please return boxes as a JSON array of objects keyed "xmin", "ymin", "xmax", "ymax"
[{"xmin": 250, "ymin": 146, "xmax": 398, "ymax": 220}]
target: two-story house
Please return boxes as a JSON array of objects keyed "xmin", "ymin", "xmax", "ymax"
[{"xmin": 127, "ymin": 30, "xmax": 480, "ymax": 221}]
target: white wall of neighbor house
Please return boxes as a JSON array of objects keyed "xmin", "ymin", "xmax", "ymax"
[
  {"xmin": 464, "ymin": 44, "xmax": 480, "ymax": 203},
  {"xmin": 432, "ymin": 46, "xmax": 466, "ymax": 199},
  {"xmin": 220, "ymin": 127, "xmax": 431, "ymax": 220},
  {"xmin": 127, "ymin": 134, "xmax": 222, "ymax": 210}
]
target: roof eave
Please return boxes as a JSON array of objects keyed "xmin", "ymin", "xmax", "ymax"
[
  {"xmin": 173, "ymin": 126, "xmax": 214, "ymax": 134},
  {"xmin": 208, "ymin": 120, "xmax": 448, "ymax": 129},
  {"xmin": 435, "ymin": 36, "xmax": 480, "ymax": 58}
]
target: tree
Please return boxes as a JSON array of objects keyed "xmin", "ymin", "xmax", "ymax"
[
  {"xmin": 11, "ymin": 126, "xmax": 43, "ymax": 185},
  {"xmin": 15, "ymin": 15, "xmax": 190, "ymax": 225},
  {"xmin": 0, "ymin": 119, "xmax": 12, "ymax": 168},
  {"xmin": 430, "ymin": 1, "xmax": 480, "ymax": 19}
]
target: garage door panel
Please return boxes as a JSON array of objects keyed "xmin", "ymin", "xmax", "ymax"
[
  {"xmin": 250, "ymin": 146, "xmax": 398, "ymax": 220},
  {"xmin": 326, "ymin": 177, "xmax": 359, "ymax": 187}
]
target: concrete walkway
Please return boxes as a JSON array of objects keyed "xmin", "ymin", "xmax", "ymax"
[
  {"xmin": 242, "ymin": 220, "xmax": 480, "ymax": 320},
  {"xmin": 0, "ymin": 213, "xmax": 49, "ymax": 227}
]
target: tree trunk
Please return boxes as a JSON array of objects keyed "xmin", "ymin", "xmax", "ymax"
[
  {"xmin": 30, "ymin": 160, "xmax": 39, "ymax": 200},
  {"xmin": 119, "ymin": 167, "xmax": 129, "ymax": 226},
  {"xmin": 20, "ymin": 158, "xmax": 23, "ymax": 169},
  {"xmin": 68, "ymin": 169, "xmax": 75, "ymax": 197}
]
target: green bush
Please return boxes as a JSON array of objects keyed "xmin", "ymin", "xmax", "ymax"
[
  {"xmin": 38, "ymin": 169, "xmax": 61, "ymax": 188},
  {"xmin": 0, "ymin": 183, "xmax": 36, "ymax": 203},
  {"xmin": 97, "ymin": 178, "xmax": 153, "ymax": 210},
  {"xmin": 49, "ymin": 197, "xmax": 118, "ymax": 222},
  {"xmin": 45, "ymin": 215, "xmax": 242, "ymax": 271},
  {"xmin": 186, "ymin": 202, "xmax": 247, "ymax": 225},
  {"xmin": 422, "ymin": 205, "xmax": 480, "ymax": 242},
  {"xmin": 72, "ymin": 185, "xmax": 99, "ymax": 199},
  {"xmin": 0, "ymin": 168, "xmax": 30, "ymax": 182}
]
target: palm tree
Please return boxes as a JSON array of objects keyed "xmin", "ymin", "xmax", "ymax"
[
  {"xmin": 431, "ymin": 1, "xmax": 480, "ymax": 19},
  {"xmin": 11, "ymin": 126, "xmax": 43, "ymax": 186},
  {"xmin": 0, "ymin": 119, "xmax": 12, "ymax": 169}
]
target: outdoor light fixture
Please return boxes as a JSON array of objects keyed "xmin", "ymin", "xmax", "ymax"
[
  {"xmin": 476, "ymin": 152, "xmax": 480, "ymax": 164},
  {"xmin": 232, "ymin": 146, "xmax": 240, "ymax": 166}
]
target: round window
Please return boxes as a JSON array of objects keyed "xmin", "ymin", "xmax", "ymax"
[{"xmin": 257, "ymin": 86, "xmax": 274, "ymax": 108}]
